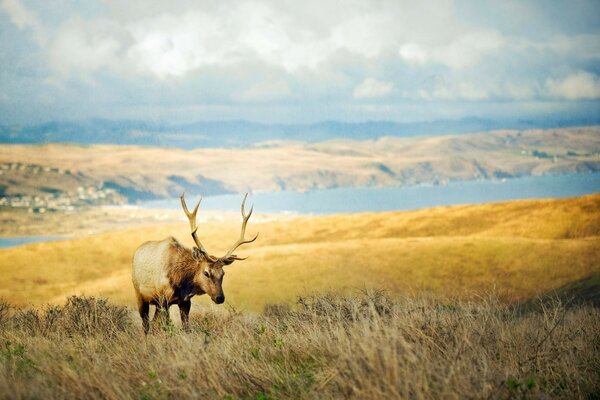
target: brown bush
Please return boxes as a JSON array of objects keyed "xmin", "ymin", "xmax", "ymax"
[
  {"xmin": 8, "ymin": 296, "xmax": 130, "ymax": 338},
  {"xmin": 0, "ymin": 301, "xmax": 9, "ymax": 329},
  {"xmin": 296, "ymin": 288, "xmax": 394, "ymax": 323},
  {"xmin": 58, "ymin": 296, "xmax": 131, "ymax": 337}
]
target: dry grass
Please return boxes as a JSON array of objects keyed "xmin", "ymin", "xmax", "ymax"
[
  {"xmin": 0, "ymin": 206, "xmax": 291, "ymax": 237},
  {"xmin": 0, "ymin": 292, "xmax": 598, "ymax": 399},
  {"xmin": 1, "ymin": 194, "xmax": 599, "ymax": 310},
  {"xmin": 0, "ymin": 207, "xmax": 183, "ymax": 237}
]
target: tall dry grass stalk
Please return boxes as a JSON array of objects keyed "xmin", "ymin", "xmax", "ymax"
[{"xmin": 0, "ymin": 292, "xmax": 598, "ymax": 399}]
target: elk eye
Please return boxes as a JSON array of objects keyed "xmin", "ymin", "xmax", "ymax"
[{"xmin": 203, "ymin": 271, "xmax": 210, "ymax": 278}]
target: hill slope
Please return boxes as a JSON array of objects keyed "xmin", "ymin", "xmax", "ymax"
[
  {"xmin": 0, "ymin": 194, "xmax": 599, "ymax": 311},
  {"xmin": 0, "ymin": 127, "xmax": 598, "ymax": 202}
]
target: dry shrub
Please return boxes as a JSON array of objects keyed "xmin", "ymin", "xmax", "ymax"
[
  {"xmin": 10, "ymin": 309, "xmax": 42, "ymax": 336},
  {"xmin": 263, "ymin": 303, "xmax": 291, "ymax": 319},
  {"xmin": 9, "ymin": 296, "xmax": 130, "ymax": 338},
  {"xmin": 0, "ymin": 301, "xmax": 9, "ymax": 329},
  {"xmin": 296, "ymin": 288, "xmax": 394, "ymax": 323},
  {"xmin": 186, "ymin": 309, "xmax": 242, "ymax": 341},
  {"xmin": 58, "ymin": 296, "xmax": 130, "ymax": 337}
]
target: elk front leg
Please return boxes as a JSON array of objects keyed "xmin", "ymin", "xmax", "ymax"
[
  {"xmin": 137, "ymin": 296, "xmax": 150, "ymax": 334},
  {"xmin": 153, "ymin": 300, "xmax": 171, "ymax": 326},
  {"xmin": 179, "ymin": 300, "xmax": 191, "ymax": 332}
]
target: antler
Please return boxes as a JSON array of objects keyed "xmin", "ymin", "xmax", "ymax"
[
  {"xmin": 221, "ymin": 193, "xmax": 258, "ymax": 261},
  {"xmin": 180, "ymin": 193, "xmax": 209, "ymax": 255}
]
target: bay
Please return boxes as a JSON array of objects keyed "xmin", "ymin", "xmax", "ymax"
[{"xmin": 141, "ymin": 173, "xmax": 600, "ymax": 214}]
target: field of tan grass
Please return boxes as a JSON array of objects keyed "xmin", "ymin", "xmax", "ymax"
[
  {"xmin": 0, "ymin": 292, "xmax": 598, "ymax": 399},
  {"xmin": 0, "ymin": 194, "xmax": 598, "ymax": 311}
]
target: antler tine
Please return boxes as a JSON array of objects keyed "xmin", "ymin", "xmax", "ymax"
[
  {"xmin": 221, "ymin": 193, "xmax": 259, "ymax": 260},
  {"xmin": 241, "ymin": 193, "xmax": 252, "ymax": 217},
  {"xmin": 180, "ymin": 193, "xmax": 200, "ymax": 232},
  {"xmin": 180, "ymin": 193, "xmax": 209, "ymax": 254}
]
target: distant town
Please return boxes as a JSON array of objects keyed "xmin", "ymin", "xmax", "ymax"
[
  {"xmin": 0, "ymin": 162, "xmax": 125, "ymax": 212},
  {"xmin": 0, "ymin": 186, "xmax": 125, "ymax": 213}
]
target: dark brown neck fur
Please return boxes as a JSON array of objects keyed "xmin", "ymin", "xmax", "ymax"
[{"xmin": 167, "ymin": 237, "xmax": 201, "ymax": 293}]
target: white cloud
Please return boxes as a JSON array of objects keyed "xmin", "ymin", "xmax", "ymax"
[
  {"xmin": 546, "ymin": 71, "xmax": 600, "ymax": 100},
  {"xmin": 399, "ymin": 30, "xmax": 505, "ymax": 69},
  {"xmin": 46, "ymin": 6, "xmax": 336, "ymax": 79},
  {"xmin": 126, "ymin": 11, "xmax": 233, "ymax": 78},
  {"xmin": 353, "ymin": 78, "xmax": 394, "ymax": 99},
  {"xmin": 452, "ymin": 82, "xmax": 488, "ymax": 100},
  {"xmin": 235, "ymin": 80, "xmax": 293, "ymax": 102},
  {"xmin": 407, "ymin": 72, "xmax": 600, "ymax": 102},
  {"xmin": 398, "ymin": 43, "xmax": 429, "ymax": 65},
  {"xmin": 1, "ymin": 0, "xmax": 45, "ymax": 44},
  {"xmin": 411, "ymin": 80, "xmax": 488, "ymax": 100},
  {"xmin": 4, "ymin": 0, "xmax": 556, "ymax": 90},
  {"xmin": 38, "ymin": 1, "xmax": 471, "ymax": 80},
  {"xmin": 48, "ymin": 18, "xmax": 125, "ymax": 77},
  {"xmin": 503, "ymin": 82, "xmax": 540, "ymax": 101},
  {"xmin": 517, "ymin": 34, "xmax": 600, "ymax": 60},
  {"xmin": 330, "ymin": 12, "xmax": 395, "ymax": 60}
]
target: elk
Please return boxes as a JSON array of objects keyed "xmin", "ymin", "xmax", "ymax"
[{"xmin": 132, "ymin": 193, "xmax": 257, "ymax": 333}]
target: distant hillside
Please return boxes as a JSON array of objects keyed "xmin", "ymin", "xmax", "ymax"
[
  {"xmin": 0, "ymin": 194, "xmax": 598, "ymax": 309},
  {"xmin": 0, "ymin": 126, "xmax": 598, "ymax": 203},
  {"xmin": 2, "ymin": 117, "xmax": 599, "ymax": 148}
]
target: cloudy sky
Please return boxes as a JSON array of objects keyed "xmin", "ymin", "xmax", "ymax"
[{"xmin": 1, "ymin": 0, "xmax": 599, "ymax": 124}]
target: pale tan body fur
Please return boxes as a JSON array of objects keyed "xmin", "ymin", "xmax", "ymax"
[{"xmin": 132, "ymin": 238, "xmax": 176, "ymax": 302}]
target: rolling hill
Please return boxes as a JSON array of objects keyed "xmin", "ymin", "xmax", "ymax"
[
  {"xmin": 0, "ymin": 126, "xmax": 598, "ymax": 202},
  {"xmin": 0, "ymin": 194, "xmax": 598, "ymax": 311}
]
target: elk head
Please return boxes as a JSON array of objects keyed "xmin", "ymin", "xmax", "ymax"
[{"xmin": 180, "ymin": 192, "xmax": 258, "ymax": 304}]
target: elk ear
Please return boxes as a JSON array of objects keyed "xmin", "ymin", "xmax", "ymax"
[
  {"xmin": 192, "ymin": 247, "xmax": 205, "ymax": 261},
  {"xmin": 222, "ymin": 255, "xmax": 247, "ymax": 265},
  {"xmin": 222, "ymin": 258, "xmax": 235, "ymax": 266}
]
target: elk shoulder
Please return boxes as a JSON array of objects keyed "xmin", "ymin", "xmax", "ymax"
[{"xmin": 132, "ymin": 236, "xmax": 195, "ymax": 302}]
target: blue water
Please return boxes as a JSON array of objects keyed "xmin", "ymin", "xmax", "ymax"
[
  {"xmin": 0, "ymin": 236, "xmax": 64, "ymax": 248},
  {"xmin": 142, "ymin": 173, "xmax": 600, "ymax": 214},
  {"xmin": 2, "ymin": 173, "xmax": 597, "ymax": 248}
]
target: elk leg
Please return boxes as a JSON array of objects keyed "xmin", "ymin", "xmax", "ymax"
[
  {"xmin": 164, "ymin": 303, "xmax": 172, "ymax": 325},
  {"xmin": 152, "ymin": 305, "xmax": 161, "ymax": 321},
  {"xmin": 179, "ymin": 300, "xmax": 191, "ymax": 331},
  {"xmin": 153, "ymin": 300, "xmax": 171, "ymax": 326},
  {"xmin": 137, "ymin": 297, "xmax": 150, "ymax": 334}
]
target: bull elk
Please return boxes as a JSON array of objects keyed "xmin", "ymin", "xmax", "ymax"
[{"xmin": 132, "ymin": 193, "xmax": 258, "ymax": 333}]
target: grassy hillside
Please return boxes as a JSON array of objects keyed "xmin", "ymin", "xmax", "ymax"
[
  {"xmin": 1, "ymin": 194, "xmax": 598, "ymax": 311},
  {"xmin": 0, "ymin": 126, "xmax": 598, "ymax": 200}
]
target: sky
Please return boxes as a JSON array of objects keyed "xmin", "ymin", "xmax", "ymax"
[{"xmin": 1, "ymin": 0, "xmax": 599, "ymax": 124}]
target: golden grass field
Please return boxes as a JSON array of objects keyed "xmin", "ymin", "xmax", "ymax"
[
  {"xmin": 1, "ymin": 193, "xmax": 599, "ymax": 312},
  {"xmin": 1, "ymin": 194, "xmax": 599, "ymax": 399}
]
